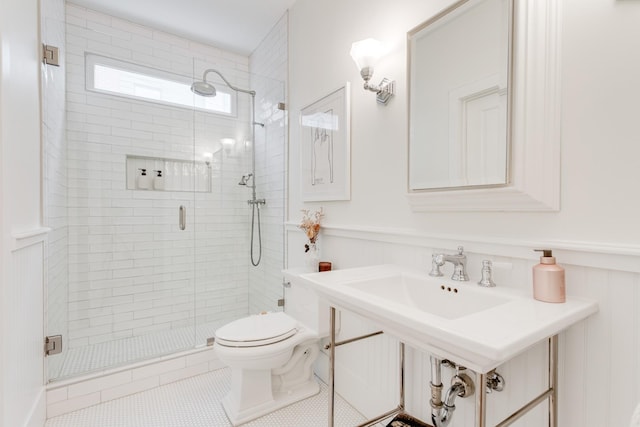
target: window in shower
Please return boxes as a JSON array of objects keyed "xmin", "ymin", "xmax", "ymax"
[{"xmin": 85, "ymin": 54, "xmax": 236, "ymax": 115}]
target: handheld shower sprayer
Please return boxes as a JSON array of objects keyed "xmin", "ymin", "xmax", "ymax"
[{"xmin": 238, "ymin": 174, "xmax": 253, "ymax": 187}]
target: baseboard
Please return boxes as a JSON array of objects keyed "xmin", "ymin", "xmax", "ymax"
[{"xmin": 25, "ymin": 387, "xmax": 46, "ymax": 427}]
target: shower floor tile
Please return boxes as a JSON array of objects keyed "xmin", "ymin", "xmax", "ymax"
[
  {"xmin": 45, "ymin": 368, "xmax": 376, "ymax": 427},
  {"xmin": 53, "ymin": 318, "xmax": 233, "ymax": 380}
]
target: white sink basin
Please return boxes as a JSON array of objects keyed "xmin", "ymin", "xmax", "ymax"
[
  {"xmin": 345, "ymin": 273, "xmax": 510, "ymax": 320},
  {"xmin": 299, "ymin": 264, "xmax": 598, "ymax": 372}
]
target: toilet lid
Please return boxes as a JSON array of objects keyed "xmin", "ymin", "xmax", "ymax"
[{"xmin": 215, "ymin": 312, "xmax": 298, "ymax": 347}]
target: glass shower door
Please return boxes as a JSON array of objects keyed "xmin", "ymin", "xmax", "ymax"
[
  {"xmin": 45, "ymin": 56, "xmax": 200, "ymax": 381},
  {"xmin": 44, "ymin": 51, "xmax": 285, "ymax": 381}
]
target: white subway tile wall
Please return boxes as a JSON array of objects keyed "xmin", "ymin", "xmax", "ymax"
[{"xmin": 54, "ymin": 3, "xmax": 286, "ymax": 378}]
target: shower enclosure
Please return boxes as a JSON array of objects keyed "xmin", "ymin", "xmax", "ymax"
[{"xmin": 44, "ymin": 37, "xmax": 286, "ymax": 381}]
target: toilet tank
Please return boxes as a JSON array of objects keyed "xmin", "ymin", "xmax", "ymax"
[{"xmin": 282, "ymin": 269, "xmax": 331, "ymax": 337}]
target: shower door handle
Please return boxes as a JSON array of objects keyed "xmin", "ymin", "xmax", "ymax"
[{"xmin": 179, "ymin": 205, "xmax": 186, "ymax": 230}]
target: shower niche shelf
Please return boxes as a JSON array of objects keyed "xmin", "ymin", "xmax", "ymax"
[{"xmin": 126, "ymin": 155, "xmax": 212, "ymax": 192}]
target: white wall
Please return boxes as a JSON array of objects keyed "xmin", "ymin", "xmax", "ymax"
[
  {"xmin": 288, "ymin": 0, "xmax": 640, "ymax": 425},
  {"xmin": 0, "ymin": 0, "xmax": 46, "ymax": 425},
  {"xmin": 288, "ymin": 0, "xmax": 640, "ymax": 245}
]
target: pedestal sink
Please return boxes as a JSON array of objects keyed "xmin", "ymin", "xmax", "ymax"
[{"xmin": 299, "ymin": 264, "xmax": 597, "ymax": 373}]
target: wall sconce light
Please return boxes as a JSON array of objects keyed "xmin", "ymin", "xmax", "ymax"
[
  {"xmin": 220, "ymin": 138, "xmax": 236, "ymax": 155},
  {"xmin": 350, "ymin": 38, "xmax": 395, "ymax": 105}
]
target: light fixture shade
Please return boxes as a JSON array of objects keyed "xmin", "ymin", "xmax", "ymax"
[{"xmin": 350, "ymin": 38, "xmax": 385, "ymax": 70}]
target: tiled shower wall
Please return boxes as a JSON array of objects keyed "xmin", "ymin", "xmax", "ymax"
[
  {"xmin": 42, "ymin": 9, "xmax": 288, "ymax": 413},
  {"xmin": 63, "ymin": 4, "xmax": 254, "ymax": 352},
  {"xmin": 248, "ymin": 14, "xmax": 288, "ymax": 314}
]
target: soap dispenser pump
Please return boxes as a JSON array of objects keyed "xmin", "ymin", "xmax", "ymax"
[
  {"xmin": 532, "ymin": 249, "xmax": 565, "ymax": 303},
  {"xmin": 153, "ymin": 169, "xmax": 164, "ymax": 190},
  {"xmin": 137, "ymin": 168, "xmax": 151, "ymax": 190}
]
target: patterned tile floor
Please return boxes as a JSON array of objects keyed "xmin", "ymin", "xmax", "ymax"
[
  {"xmin": 51, "ymin": 318, "xmax": 233, "ymax": 380},
  {"xmin": 45, "ymin": 368, "xmax": 375, "ymax": 427}
]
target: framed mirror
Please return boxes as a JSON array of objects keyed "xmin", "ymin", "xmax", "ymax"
[
  {"xmin": 408, "ymin": 0, "xmax": 512, "ymax": 191},
  {"xmin": 407, "ymin": 0, "xmax": 561, "ymax": 212}
]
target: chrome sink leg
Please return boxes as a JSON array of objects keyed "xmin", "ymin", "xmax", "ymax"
[
  {"xmin": 400, "ymin": 342, "xmax": 405, "ymax": 410},
  {"xmin": 328, "ymin": 306, "xmax": 336, "ymax": 427},
  {"xmin": 491, "ymin": 335, "xmax": 559, "ymax": 427},
  {"xmin": 475, "ymin": 371, "xmax": 487, "ymax": 427},
  {"xmin": 549, "ymin": 335, "xmax": 558, "ymax": 427}
]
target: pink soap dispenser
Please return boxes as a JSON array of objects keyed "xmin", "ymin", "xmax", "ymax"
[{"xmin": 533, "ymin": 249, "xmax": 565, "ymax": 303}]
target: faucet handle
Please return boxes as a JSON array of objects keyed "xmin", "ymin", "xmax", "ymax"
[
  {"xmin": 429, "ymin": 254, "xmax": 444, "ymax": 277},
  {"xmin": 478, "ymin": 260, "xmax": 496, "ymax": 287},
  {"xmin": 457, "ymin": 246, "xmax": 465, "ymax": 255}
]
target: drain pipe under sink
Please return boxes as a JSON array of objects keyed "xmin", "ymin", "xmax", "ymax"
[
  {"xmin": 429, "ymin": 356, "xmax": 475, "ymax": 427},
  {"xmin": 430, "ymin": 355, "xmax": 444, "ymax": 425}
]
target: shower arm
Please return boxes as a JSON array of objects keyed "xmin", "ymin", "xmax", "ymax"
[{"xmin": 201, "ymin": 68, "xmax": 256, "ymax": 96}]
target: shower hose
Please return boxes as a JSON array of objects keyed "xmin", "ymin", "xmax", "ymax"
[{"xmin": 250, "ymin": 200, "xmax": 262, "ymax": 266}]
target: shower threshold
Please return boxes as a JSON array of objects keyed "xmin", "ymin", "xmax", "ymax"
[{"xmin": 49, "ymin": 316, "xmax": 238, "ymax": 381}]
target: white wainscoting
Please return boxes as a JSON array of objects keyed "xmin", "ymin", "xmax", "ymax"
[
  {"xmin": 6, "ymin": 229, "xmax": 48, "ymax": 427},
  {"xmin": 287, "ymin": 223, "xmax": 640, "ymax": 426}
]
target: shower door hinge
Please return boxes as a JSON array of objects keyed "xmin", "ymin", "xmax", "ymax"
[
  {"xmin": 45, "ymin": 335, "xmax": 63, "ymax": 356},
  {"xmin": 278, "ymin": 298, "xmax": 285, "ymax": 307},
  {"xmin": 42, "ymin": 44, "xmax": 60, "ymax": 66}
]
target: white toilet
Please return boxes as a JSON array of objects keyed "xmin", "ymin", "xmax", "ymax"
[{"xmin": 214, "ymin": 271, "xmax": 328, "ymax": 426}]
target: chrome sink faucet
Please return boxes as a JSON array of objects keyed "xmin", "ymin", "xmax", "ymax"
[{"xmin": 430, "ymin": 246, "xmax": 469, "ymax": 281}]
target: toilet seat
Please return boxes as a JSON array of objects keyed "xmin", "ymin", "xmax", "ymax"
[{"xmin": 216, "ymin": 312, "xmax": 298, "ymax": 348}]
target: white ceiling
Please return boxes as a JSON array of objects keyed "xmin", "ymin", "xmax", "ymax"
[{"xmin": 68, "ymin": 0, "xmax": 297, "ymax": 55}]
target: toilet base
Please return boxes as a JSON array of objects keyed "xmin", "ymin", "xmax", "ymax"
[
  {"xmin": 222, "ymin": 376, "xmax": 320, "ymax": 426},
  {"xmin": 220, "ymin": 338, "xmax": 321, "ymax": 426}
]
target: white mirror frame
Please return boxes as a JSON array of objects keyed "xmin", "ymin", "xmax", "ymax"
[{"xmin": 407, "ymin": 0, "xmax": 561, "ymax": 212}]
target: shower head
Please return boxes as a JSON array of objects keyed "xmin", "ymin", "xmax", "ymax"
[
  {"xmin": 192, "ymin": 68, "xmax": 256, "ymax": 97},
  {"xmin": 190, "ymin": 80, "xmax": 216, "ymax": 97},
  {"xmin": 238, "ymin": 174, "xmax": 253, "ymax": 186}
]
